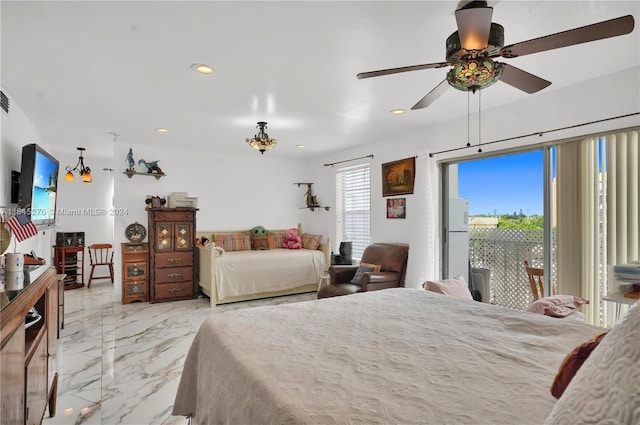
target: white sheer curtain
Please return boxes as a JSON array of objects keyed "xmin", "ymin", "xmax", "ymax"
[{"xmin": 404, "ymin": 153, "xmax": 439, "ymax": 288}]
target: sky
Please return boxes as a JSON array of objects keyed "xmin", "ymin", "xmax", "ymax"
[{"xmin": 457, "ymin": 150, "xmax": 544, "ymax": 216}]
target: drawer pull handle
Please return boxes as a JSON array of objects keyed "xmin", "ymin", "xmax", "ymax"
[
  {"xmin": 168, "ymin": 257, "xmax": 182, "ymax": 264},
  {"xmin": 168, "ymin": 287, "xmax": 182, "ymax": 294},
  {"xmin": 168, "ymin": 273, "xmax": 183, "ymax": 279}
]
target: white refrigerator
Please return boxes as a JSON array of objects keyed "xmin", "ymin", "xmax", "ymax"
[{"xmin": 447, "ymin": 198, "xmax": 469, "ymax": 279}]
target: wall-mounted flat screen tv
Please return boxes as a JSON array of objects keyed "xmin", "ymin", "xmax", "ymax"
[{"xmin": 18, "ymin": 143, "xmax": 59, "ymax": 228}]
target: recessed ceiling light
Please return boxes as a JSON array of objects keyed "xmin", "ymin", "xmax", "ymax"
[
  {"xmin": 391, "ymin": 109, "xmax": 405, "ymax": 115},
  {"xmin": 295, "ymin": 145, "xmax": 305, "ymax": 148},
  {"xmin": 191, "ymin": 63, "xmax": 213, "ymax": 74},
  {"xmin": 156, "ymin": 128, "xmax": 169, "ymax": 133}
]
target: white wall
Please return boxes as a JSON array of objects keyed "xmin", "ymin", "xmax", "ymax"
[
  {"xmin": 112, "ymin": 142, "xmax": 312, "ymax": 232},
  {"xmin": 1, "ymin": 89, "xmax": 57, "ymax": 260},
  {"xmin": 48, "ymin": 147, "xmax": 114, "ymax": 277},
  {"xmin": 109, "ymin": 141, "xmax": 314, "ymax": 301},
  {"xmin": 48, "ymin": 147, "xmax": 114, "ymax": 242},
  {"xmin": 1, "ymin": 90, "xmax": 114, "ymax": 283}
]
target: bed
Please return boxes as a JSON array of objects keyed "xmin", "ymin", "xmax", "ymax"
[
  {"xmin": 172, "ymin": 288, "xmax": 639, "ymax": 424},
  {"xmin": 195, "ymin": 225, "xmax": 330, "ymax": 306}
]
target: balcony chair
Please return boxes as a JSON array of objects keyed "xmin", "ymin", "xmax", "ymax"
[
  {"xmin": 317, "ymin": 243, "xmax": 409, "ymax": 299},
  {"xmin": 87, "ymin": 243, "xmax": 114, "ymax": 288},
  {"xmin": 523, "ymin": 260, "xmax": 585, "ymax": 321},
  {"xmin": 524, "ymin": 260, "xmax": 557, "ymax": 300}
]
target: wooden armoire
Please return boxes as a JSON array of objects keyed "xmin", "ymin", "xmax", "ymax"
[{"xmin": 147, "ymin": 208, "xmax": 197, "ymax": 303}]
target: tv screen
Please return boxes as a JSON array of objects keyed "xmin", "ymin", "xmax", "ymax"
[{"xmin": 18, "ymin": 144, "xmax": 59, "ymax": 228}]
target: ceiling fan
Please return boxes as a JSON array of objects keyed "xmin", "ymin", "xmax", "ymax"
[{"xmin": 357, "ymin": 1, "xmax": 635, "ymax": 110}]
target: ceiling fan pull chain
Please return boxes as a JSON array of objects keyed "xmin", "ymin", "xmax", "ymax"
[
  {"xmin": 467, "ymin": 91, "xmax": 471, "ymax": 147},
  {"xmin": 478, "ymin": 90, "xmax": 483, "ymax": 153}
]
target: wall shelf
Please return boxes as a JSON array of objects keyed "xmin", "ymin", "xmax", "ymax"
[
  {"xmin": 123, "ymin": 170, "xmax": 166, "ymax": 180},
  {"xmin": 293, "ymin": 182, "xmax": 330, "ymax": 211},
  {"xmin": 299, "ymin": 206, "xmax": 330, "ymax": 211}
]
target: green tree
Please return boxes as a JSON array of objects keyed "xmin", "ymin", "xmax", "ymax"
[{"xmin": 497, "ymin": 215, "xmax": 543, "ymax": 229}]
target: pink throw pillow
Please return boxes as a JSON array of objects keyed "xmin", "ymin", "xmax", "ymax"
[
  {"xmin": 423, "ymin": 275, "xmax": 473, "ymax": 300},
  {"xmin": 527, "ymin": 295, "xmax": 589, "ymax": 317}
]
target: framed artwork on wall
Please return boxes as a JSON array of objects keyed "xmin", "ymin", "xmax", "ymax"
[
  {"xmin": 382, "ymin": 156, "xmax": 415, "ymax": 197},
  {"xmin": 386, "ymin": 198, "xmax": 406, "ymax": 219}
]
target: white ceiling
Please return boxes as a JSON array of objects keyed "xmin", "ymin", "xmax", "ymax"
[{"xmin": 2, "ymin": 1, "xmax": 639, "ymax": 159}]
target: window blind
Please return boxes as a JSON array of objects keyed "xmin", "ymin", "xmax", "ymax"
[
  {"xmin": 336, "ymin": 165, "xmax": 370, "ymax": 260},
  {"xmin": 557, "ymin": 129, "xmax": 639, "ymax": 326}
]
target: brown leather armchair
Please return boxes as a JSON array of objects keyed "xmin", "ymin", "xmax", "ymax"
[{"xmin": 317, "ymin": 243, "xmax": 409, "ymax": 298}]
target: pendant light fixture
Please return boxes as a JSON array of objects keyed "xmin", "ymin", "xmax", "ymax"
[
  {"xmin": 65, "ymin": 147, "xmax": 92, "ymax": 183},
  {"xmin": 246, "ymin": 121, "xmax": 277, "ymax": 154}
]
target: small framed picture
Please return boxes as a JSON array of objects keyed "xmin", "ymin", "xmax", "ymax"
[{"xmin": 386, "ymin": 198, "xmax": 406, "ymax": 219}]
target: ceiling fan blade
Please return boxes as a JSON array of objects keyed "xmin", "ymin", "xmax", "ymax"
[
  {"xmin": 356, "ymin": 62, "xmax": 448, "ymax": 79},
  {"xmin": 455, "ymin": 5, "xmax": 493, "ymax": 51},
  {"xmin": 500, "ymin": 15, "xmax": 635, "ymax": 58},
  {"xmin": 411, "ymin": 79, "xmax": 450, "ymax": 110},
  {"xmin": 499, "ymin": 63, "xmax": 551, "ymax": 94}
]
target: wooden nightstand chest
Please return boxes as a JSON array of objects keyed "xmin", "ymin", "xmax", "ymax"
[{"xmin": 121, "ymin": 242, "xmax": 149, "ymax": 304}]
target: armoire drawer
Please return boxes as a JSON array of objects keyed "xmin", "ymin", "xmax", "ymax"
[
  {"xmin": 154, "ymin": 252, "xmax": 193, "ymax": 268},
  {"xmin": 154, "ymin": 281, "xmax": 194, "ymax": 301},
  {"xmin": 154, "ymin": 267, "xmax": 193, "ymax": 284}
]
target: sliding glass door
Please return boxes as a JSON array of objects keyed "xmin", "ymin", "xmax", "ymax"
[
  {"xmin": 443, "ymin": 128, "xmax": 639, "ymax": 326},
  {"xmin": 443, "ymin": 149, "xmax": 553, "ymax": 310}
]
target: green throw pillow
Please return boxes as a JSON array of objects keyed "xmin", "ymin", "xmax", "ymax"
[{"xmin": 350, "ymin": 266, "xmax": 375, "ymax": 285}]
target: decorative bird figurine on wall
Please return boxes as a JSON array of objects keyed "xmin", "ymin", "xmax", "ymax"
[{"xmin": 138, "ymin": 159, "xmax": 163, "ymax": 174}]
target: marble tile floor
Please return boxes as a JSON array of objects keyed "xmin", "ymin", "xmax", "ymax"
[{"xmin": 43, "ymin": 282, "xmax": 317, "ymax": 425}]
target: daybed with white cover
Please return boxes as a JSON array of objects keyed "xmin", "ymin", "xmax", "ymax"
[{"xmin": 195, "ymin": 224, "xmax": 330, "ymax": 306}]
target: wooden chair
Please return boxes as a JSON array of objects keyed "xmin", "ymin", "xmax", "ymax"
[
  {"xmin": 524, "ymin": 260, "xmax": 585, "ymax": 321},
  {"xmin": 87, "ymin": 244, "xmax": 114, "ymax": 288},
  {"xmin": 524, "ymin": 260, "xmax": 556, "ymax": 300}
]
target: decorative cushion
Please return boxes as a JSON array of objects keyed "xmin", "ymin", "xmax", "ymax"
[
  {"xmin": 267, "ymin": 232, "xmax": 286, "ymax": 249},
  {"xmin": 550, "ymin": 330, "xmax": 609, "ymax": 399},
  {"xmin": 422, "ymin": 275, "xmax": 473, "ymax": 300},
  {"xmin": 350, "ymin": 265, "xmax": 376, "ymax": 286},
  {"xmin": 544, "ymin": 301, "xmax": 640, "ymax": 424},
  {"xmin": 359, "ymin": 262, "xmax": 381, "ymax": 273},
  {"xmin": 301, "ymin": 233, "xmax": 322, "ymax": 250},
  {"xmin": 527, "ymin": 295, "xmax": 589, "ymax": 317},
  {"xmin": 251, "ymin": 235, "xmax": 270, "ymax": 251},
  {"xmin": 213, "ymin": 232, "xmax": 251, "ymax": 252}
]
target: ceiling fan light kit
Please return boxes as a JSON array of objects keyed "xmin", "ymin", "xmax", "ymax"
[
  {"xmin": 357, "ymin": 1, "xmax": 635, "ymax": 111},
  {"xmin": 454, "ymin": 3, "xmax": 494, "ymax": 52},
  {"xmin": 446, "ymin": 21, "xmax": 504, "ymax": 63},
  {"xmin": 446, "ymin": 59, "xmax": 503, "ymax": 93}
]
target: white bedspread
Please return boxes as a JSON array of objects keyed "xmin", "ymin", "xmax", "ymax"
[
  {"xmin": 215, "ymin": 248, "xmax": 325, "ymax": 300},
  {"xmin": 173, "ymin": 288, "xmax": 601, "ymax": 425}
]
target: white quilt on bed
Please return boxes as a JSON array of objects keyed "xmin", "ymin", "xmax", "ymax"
[
  {"xmin": 215, "ymin": 248, "xmax": 325, "ymax": 300},
  {"xmin": 173, "ymin": 288, "xmax": 601, "ymax": 425}
]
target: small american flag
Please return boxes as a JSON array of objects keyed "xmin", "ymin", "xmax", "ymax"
[{"xmin": 7, "ymin": 212, "xmax": 38, "ymax": 242}]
